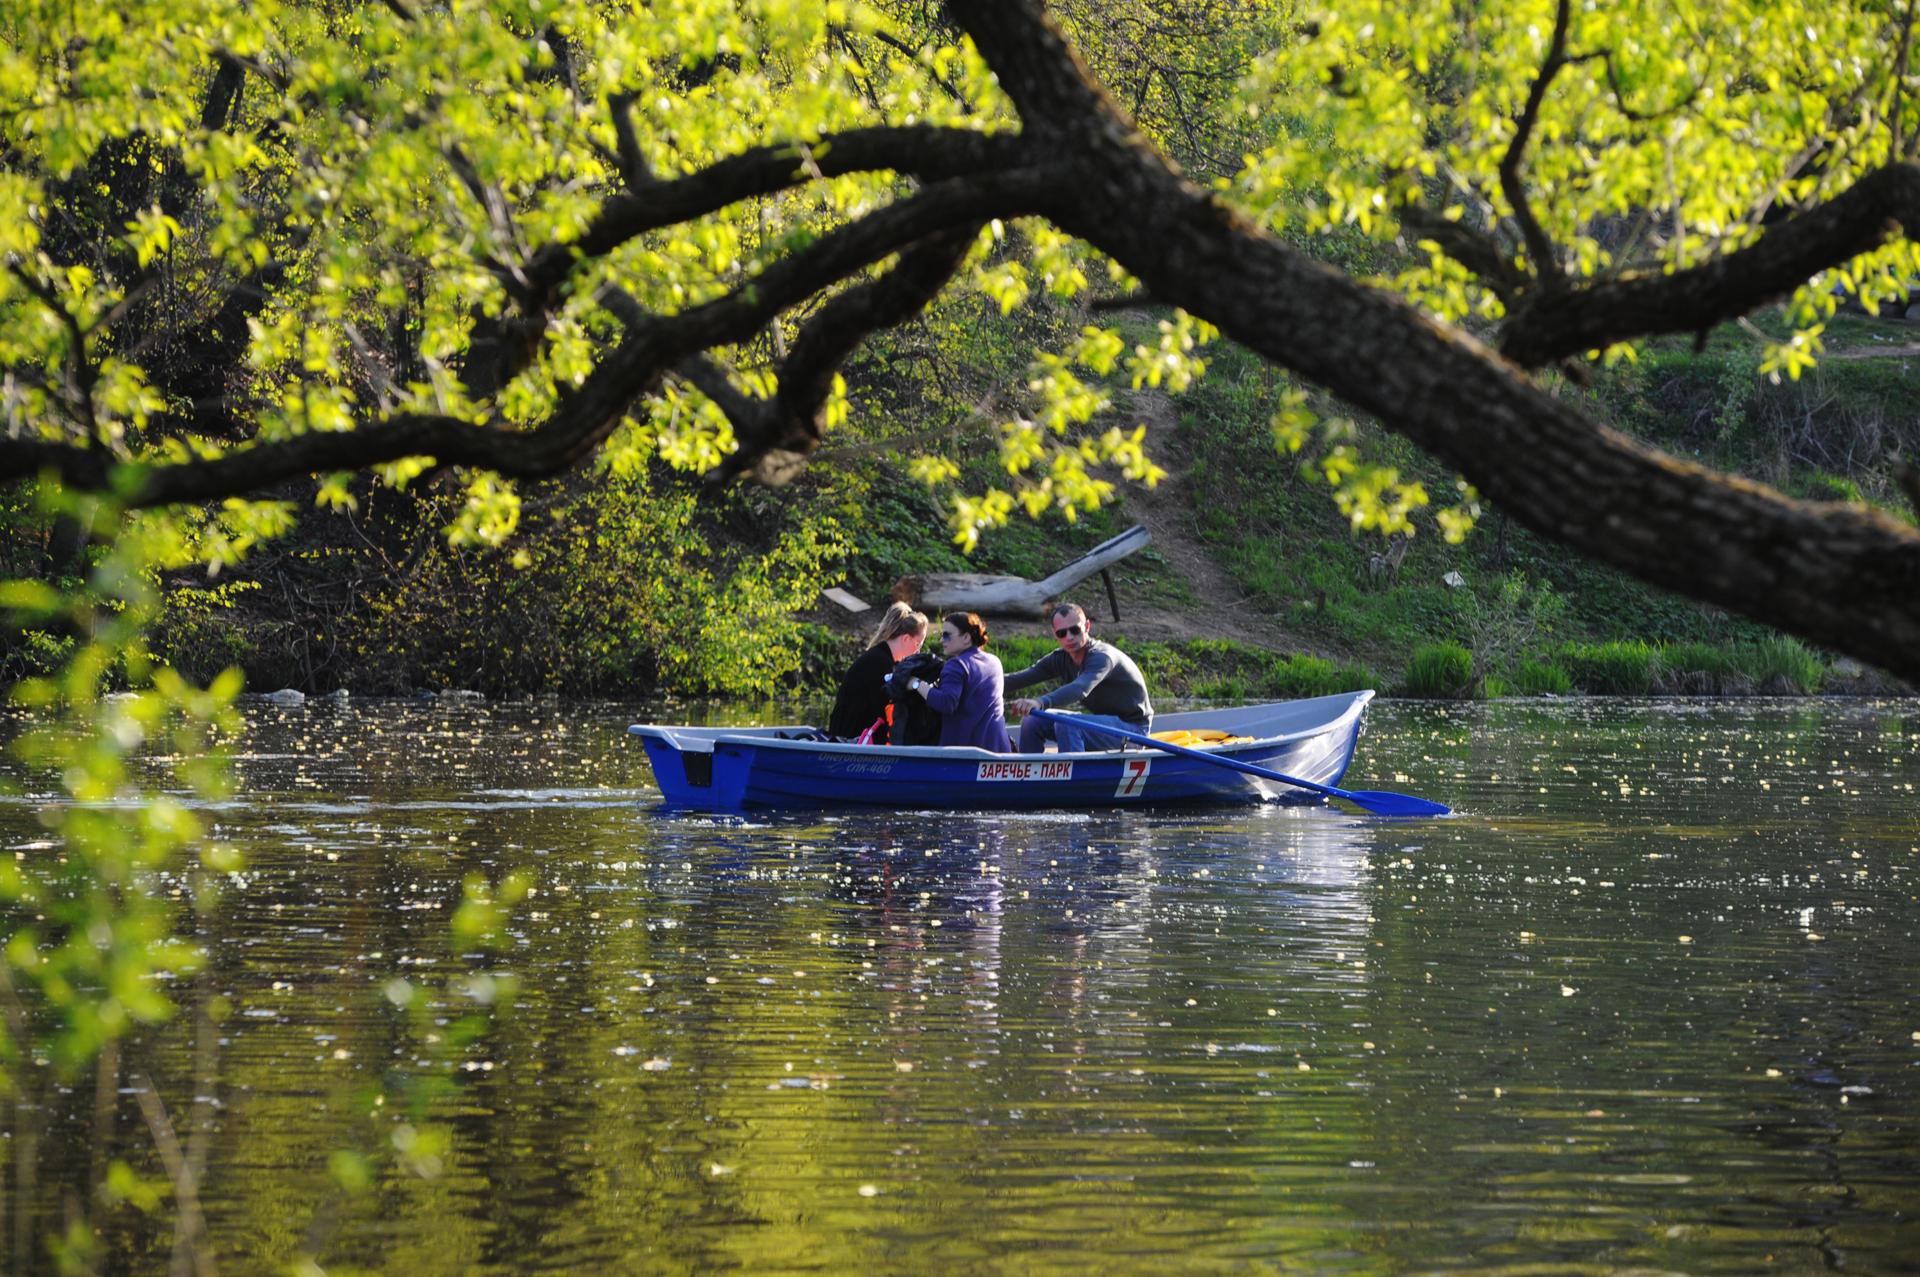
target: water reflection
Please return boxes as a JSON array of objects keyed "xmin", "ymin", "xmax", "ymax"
[{"xmin": 0, "ymin": 697, "xmax": 1915, "ymax": 1274}]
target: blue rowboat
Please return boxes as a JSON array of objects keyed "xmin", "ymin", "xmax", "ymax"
[{"xmin": 628, "ymin": 690, "xmax": 1375, "ymax": 812}]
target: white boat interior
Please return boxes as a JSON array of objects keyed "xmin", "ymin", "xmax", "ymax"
[{"xmin": 630, "ymin": 691, "xmax": 1374, "ymax": 760}]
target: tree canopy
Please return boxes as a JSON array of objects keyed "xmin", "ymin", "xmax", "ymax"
[{"xmin": 2, "ymin": 0, "xmax": 1918, "ymax": 676}]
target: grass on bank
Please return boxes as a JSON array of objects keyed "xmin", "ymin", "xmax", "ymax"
[{"xmin": 1398, "ymin": 635, "xmax": 1830, "ymax": 698}]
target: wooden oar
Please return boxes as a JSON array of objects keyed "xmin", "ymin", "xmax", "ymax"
[{"xmin": 1028, "ymin": 708, "xmax": 1450, "ymax": 817}]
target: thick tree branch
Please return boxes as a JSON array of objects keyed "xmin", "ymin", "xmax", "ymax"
[
  {"xmin": 606, "ymin": 91, "xmax": 652, "ymax": 191},
  {"xmin": 952, "ymin": 0, "xmax": 1920, "ymax": 680},
  {"xmin": 672, "ymin": 351, "xmax": 765, "ymax": 428},
  {"xmin": 457, "ymin": 124, "xmax": 1032, "ymax": 397},
  {"xmin": 724, "ymin": 221, "xmax": 984, "ymax": 482},
  {"xmin": 200, "ymin": 53, "xmax": 246, "ymax": 131},
  {"xmin": 511, "ymin": 127, "xmax": 1032, "ymax": 309},
  {"xmin": 1500, "ymin": 163, "xmax": 1920, "ymax": 366}
]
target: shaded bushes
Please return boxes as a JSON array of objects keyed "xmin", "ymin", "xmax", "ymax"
[
  {"xmin": 892, "ymin": 620, "xmax": 1825, "ymax": 705},
  {"xmin": 1654, "ymin": 641, "xmax": 1743, "ymax": 694},
  {"xmin": 1734, "ymin": 635, "xmax": 1826, "ymax": 694}
]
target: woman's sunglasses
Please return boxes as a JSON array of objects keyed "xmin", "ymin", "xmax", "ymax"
[{"xmin": 1053, "ymin": 624, "xmax": 1083, "ymax": 639}]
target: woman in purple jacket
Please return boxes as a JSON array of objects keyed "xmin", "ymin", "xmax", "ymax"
[{"xmin": 900, "ymin": 612, "xmax": 1013, "ymax": 752}]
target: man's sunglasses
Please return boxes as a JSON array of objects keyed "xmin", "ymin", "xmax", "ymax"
[{"xmin": 1054, "ymin": 624, "xmax": 1083, "ymax": 639}]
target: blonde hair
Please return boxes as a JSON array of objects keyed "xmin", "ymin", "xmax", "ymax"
[{"xmin": 870, "ymin": 600, "xmax": 930, "ymax": 646}]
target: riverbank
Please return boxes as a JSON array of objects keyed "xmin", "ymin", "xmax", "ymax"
[{"xmin": 794, "ymin": 629, "xmax": 1905, "ymax": 703}]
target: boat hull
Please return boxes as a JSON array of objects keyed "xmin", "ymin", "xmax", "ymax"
[{"xmin": 629, "ymin": 691, "xmax": 1374, "ymax": 813}]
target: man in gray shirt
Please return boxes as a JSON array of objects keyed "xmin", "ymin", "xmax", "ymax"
[{"xmin": 1007, "ymin": 602, "xmax": 1154, "ymax": 753}]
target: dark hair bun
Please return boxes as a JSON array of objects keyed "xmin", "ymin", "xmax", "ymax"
[{"xmin": 946, "ymin": 611, "xmax": 989, "ymax": 647}]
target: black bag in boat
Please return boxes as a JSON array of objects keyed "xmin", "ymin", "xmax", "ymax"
[{"xmin": 888, "ymin": 652, "xmax": 946, "ymax": 746}]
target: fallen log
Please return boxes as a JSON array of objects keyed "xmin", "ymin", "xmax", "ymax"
[{"xmin": 893, "ymin": 524, "xmax": 1151, "ymax": 617}]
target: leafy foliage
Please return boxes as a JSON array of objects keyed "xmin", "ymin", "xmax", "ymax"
[
  {"xmin": 1236, "ymin": 0, "xmax": 1920, "ymax": 349},
  {"xmin": 335, "ymin": 468, "xmax": 851, "ymax": 695},
  {"xmin": 1, "ymin": 500, "xmax": 241, "ymax": 1080}
]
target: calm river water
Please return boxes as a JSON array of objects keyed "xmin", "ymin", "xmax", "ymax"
[{"xmin": 2, "ymin": 696, "xmax": 1916, "ymax": 1274}]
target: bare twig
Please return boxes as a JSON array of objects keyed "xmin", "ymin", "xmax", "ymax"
[
  {"xmin": 444, "ymin": 144, "xmax": 531, "ymax": 292},
  {"xmin": 131, "ymin": 1075, "xmax": 217, "ymax": 1277},
  {"xmin": 1497, "ymin": 0, "xmax": 1577, "ymax": 287},
  {"xmin": 865, "ymin": 27, "xmax": 974, "ymax": 109},
  {"xmin": 7, "ymin": 265, "xmax": 104, "ymax": 443}
]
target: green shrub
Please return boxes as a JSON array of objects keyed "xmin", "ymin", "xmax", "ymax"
[
  {"xmin": 1131, "ymin": 641, "xmax": 1195, "ymax": 688},
  {"xmin": 1656, "ymin": 641, "xmax": 1743, "ymax": 694},
  {"xmin": 1558, "ymin": 640, "xmax": 1656, "ymax": 694},
  {"xmin": 0, "ymin": 627, "xmax": 77, "ymax": 684},
  {"xmin": 1191, "ymin": 673, "xmax": 1250, "ymax": 701},
  {"xmin": 1515, "ymin": 658, "xmax": 1572, "ymax": 695},
  {"xmin": 1792, "ymin": 471, "xmax": 1865, "ymax": 504},
  {"xmin": 1741, "ymin": 635, "xmax": 1825, "ymax": 694},
  {"xmin": 991, "ymin": 635, "xmax": 1056, "ymax": 674},
  {"xmin": 345, "ymin": 473, "xmax": 850, "ymax": 695},
  {"xmin": 1403, "ymin": 642, "xmax": 1472, "ymax": 697},
  {"xmin": 1262, "ymin": 653, "xmax": 1375, "ymax": 699}
]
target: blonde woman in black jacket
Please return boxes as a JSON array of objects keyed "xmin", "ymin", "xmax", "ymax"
[{"xmin": 828, "ymin": 601, "xmax": 929, "ymax": 743}]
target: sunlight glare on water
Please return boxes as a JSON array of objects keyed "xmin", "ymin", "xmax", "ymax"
[{"xmin": 1, "ymin": 696, "xmax": 1914, "ymax": 1274}]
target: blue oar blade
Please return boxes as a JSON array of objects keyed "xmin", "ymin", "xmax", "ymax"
[{"xmin": 1335, "ymin": 789, "xmax": 1453, "ymax": 818}]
